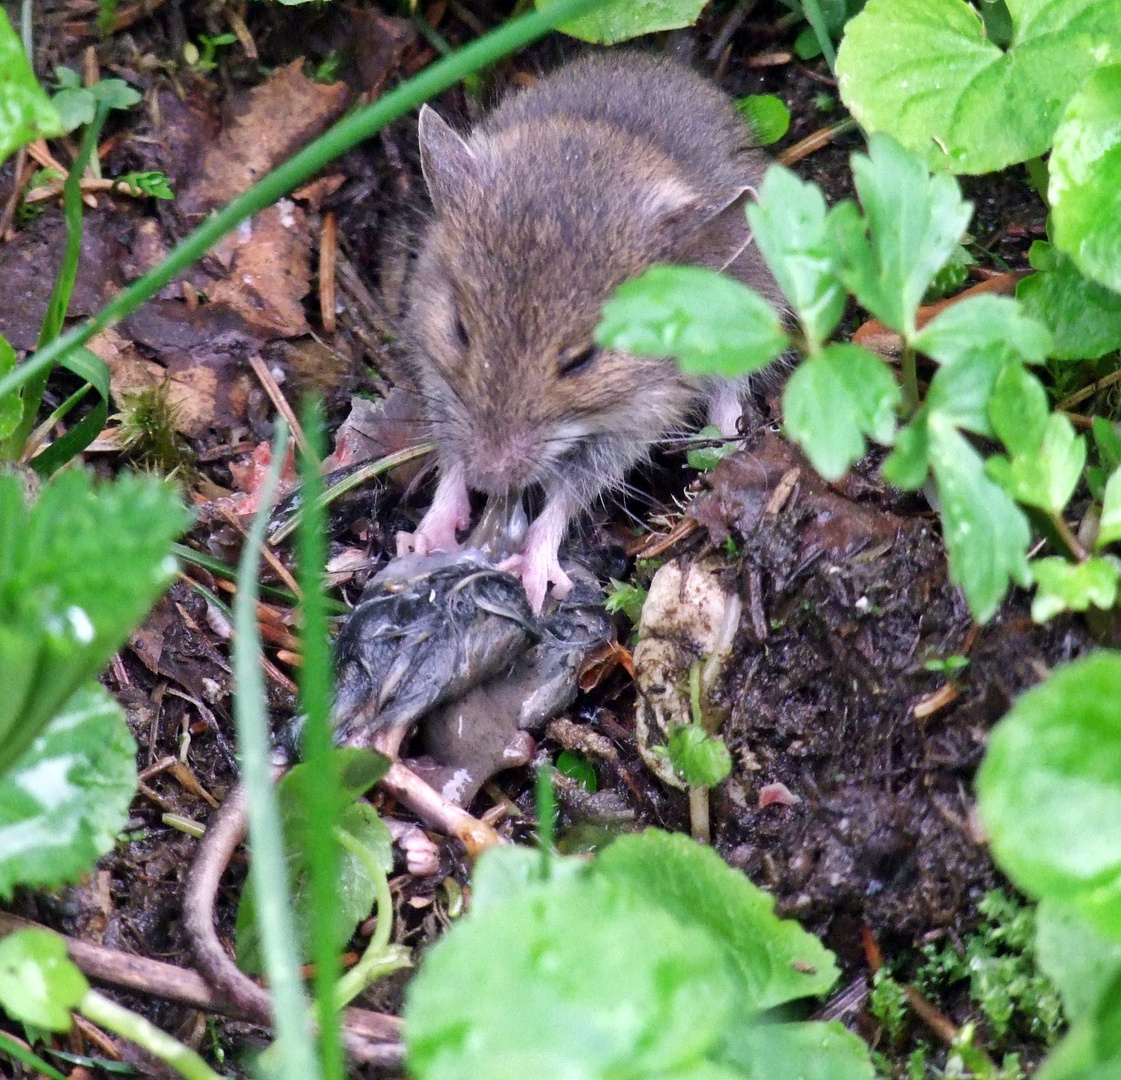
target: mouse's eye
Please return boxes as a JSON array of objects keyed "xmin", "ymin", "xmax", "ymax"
[
  {"xmin": 558, "ymin": 344, "xmax": 598, "ymax": 378},
  {"xmin": 452, "ymin": 311, "xmax": 469, "ymax": 350}
]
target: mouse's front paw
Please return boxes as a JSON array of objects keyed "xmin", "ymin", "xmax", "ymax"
[{"xmin": 501, "ymin": 547, "xmax": 574, "ymax": 615}]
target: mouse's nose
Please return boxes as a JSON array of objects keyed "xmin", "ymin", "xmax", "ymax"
[{"xmin": 463, "ymin": 433, "xmax": 539, "ymax": 494}]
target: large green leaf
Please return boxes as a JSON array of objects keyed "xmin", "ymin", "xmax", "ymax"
[
  {"xmin": 0, "ymin": 11, "xmax": 63, "ymax": 167},
  {"xmin": 718, "ymin": 1022, "xmax": 875, "ymax": 1080},
  {"xmin": 597, "ymin": 265, "xmax": 788, "ymax": 378},
  {"xmin": 594, "ymin": 830, "xmax": 839, "ymax": 1010},
  {"xmin": 1049, "ymin": 65, "xmax": 1121, "ymax": 296},
  {"xmin": 537, "ymin": 0, "xmax": 706, "ymax": 44},
  {"xmin": 836, "ymin": 0, "xmax": 1121, "ymax": 174},
  {"xmin": 928, "ymin": 418, "xmax": 1031, "ymax": 623},
  {"xmin": 783, "ymin": 343, "xmax": 899, "ymax": 480},
  {"xmin": 0, "ymin": 929, "xmax": 88, "ymax": 1030},
  {"xmin": 0, "ymin": 682, "xmax": 136, "ymax": 897},
  {"xmin": 977, "ymin": 652, "xmax": 1121, "ymax": 938},
  {"xmin": 406, "ymin": 870, "xmax": 738, "ymax": 1080}
]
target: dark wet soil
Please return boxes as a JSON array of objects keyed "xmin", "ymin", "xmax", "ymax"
[{"xmin": 0, "ymin": 1, "xmax": 1078, "ymax": 1076}]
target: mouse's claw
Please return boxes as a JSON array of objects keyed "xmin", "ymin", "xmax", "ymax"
[
  {"xmin": 399, "ymin": 466, "xmax": 471, "ymax": 557},
  {"xmin": 500, "ymin": 545, "xmax": 573, "ymax": 615}
]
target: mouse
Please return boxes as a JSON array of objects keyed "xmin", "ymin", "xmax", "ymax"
[{"xmin": 396, "ymin": 50, "xmax": 782, "ymax": 612}]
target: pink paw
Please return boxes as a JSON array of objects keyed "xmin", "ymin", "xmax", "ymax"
[
  {"xmin": 397, "ymin": 468, "xmax": 471, "ymax": 557},
  {"xmin": 500, "ymin": 548, "xmax": 574, "ymax": 615}
]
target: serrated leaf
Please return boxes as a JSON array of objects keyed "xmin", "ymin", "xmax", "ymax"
[
  {"xmin": 745, "ymin": 167, "xmax": 848, "ymax": 349},
  {"xmin": 838, "ymin": 135, "xmax": 973, "ymax": 339},
  {"xmin": 406, "ymin": 871, "xmax": 736, "ymax": 1080},
  {"xmin": 667, "ymin": 725, "xmax": 732, "ymax": 788},
  {"xmin": 718, "ymin": 1021, "xmax": 875, "ymax": 1080},
  {"xmin": 0, "ymin": 11, "xmax": 64, "ymax": 166},
  {"xmin": 237, "ymin": 749, "xmax": 392, "ymax": 971},
  {"xmin": 0, "ymin": 929, "xmax": 88, "ymax": 1030},
  {"xmin": 595, "ymin": 830, "xmax": 840, "ymax": 1010},
  {"xmin": 0, "ymin": 469, "xmax": 190, "ymax": 774},
  {"xmin": 913, "ymin": 295, "xmax": 1052, "ymax": 367},
  {"xmin": 1030, "ymin": 556, "xmax": 1121, "ymax": 623},
  {"xmin": 596, "ymin": 265, "xmax": 788, "ymax": 378},
  {"xmin": 986, "ymin": 412, "xmax": 1086, "ymax": 514},
  {"xmin": 881, "ymin": 413, "xmax": 931, "ymax": 490},
  {"xmin": 784, "ymin": 343, "xmax": 900, "ymax": 480},
  {"xmin": 51, "ymin": 87, "xmax": 95, "ymax": 134},
  {"xmin": 990, "ymin": 362, "xmax": 1049, "ymax": 458},
  {"xmin": 1099, "ymin": 469, "xmax": 1121, "ymax": 550},
  {"xmin": 977, "ymin": 652, "xmax": 1121, "ymax": 937},
  {"xmin": 835, "ymin": 0, "xmax": 1121, "ymax": 174},
  {"xmin": 1018, "ymin": 244, "xmax": 1121, "ymax": 361},
  {"xmin": 538, "ymin": 0, "xmax": 707, "ymax": 44},
  {"xmin": 89, "ymin": 78, "xmax": 141, "ymax": 111},
  {"xmin": 1050, "ymin": 65, "xmax": 1121, "ymax": 295},
  {"xmin": 923, "ymin": 344, "xmax": 1006, "ymax": 437},
  {"xmin": 0, "ymin": 683, "xmax": 136, "ymax": 897},
  {"xmin": 929, "ymin": 418, "xmax": 1031, "ymax": 623}
]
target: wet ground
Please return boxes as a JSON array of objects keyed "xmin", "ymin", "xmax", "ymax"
[{"xmin": 0, "ymin": 1, "xmax": 1082, "ymax": 1075}]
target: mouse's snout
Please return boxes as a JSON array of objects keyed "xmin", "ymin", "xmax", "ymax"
[{"xmin": 461, "ymin": 429, "xmax": 542, "ymax": 495}]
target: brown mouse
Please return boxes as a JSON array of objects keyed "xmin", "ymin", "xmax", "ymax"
[{"xmin": 397, "ymin": 50, "xmax": 781, "ymax": 611}]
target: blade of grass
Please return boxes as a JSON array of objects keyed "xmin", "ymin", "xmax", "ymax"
[
  {"xmin": 233, "ymin": 418, "xmax": 321, "ymax": 1080},
  {"xmin": 0, "ymin": 0, "xmax": 614, "ymax": 409},
  {"xmin": 2, "ymin": 104, "xmax": 108, "ymax": 459},
  {"xmin": 296, "ymin": 398, "xmax": 342, "ymax": 1080}
]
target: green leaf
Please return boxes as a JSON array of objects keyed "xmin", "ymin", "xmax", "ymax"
[
  {"xmin": 928, "ymin": 418, "xmax": 1031, "ymax": 623},
  {"xmin": 0, "ymin": 469, "xmax": 190, "ymax": 775},
  {"xmin": 838, "ymin": 134, "xmax": 973, "ymax": 339},
  {"xmin": 1050, "ymin": 65, "xmax": 1121, "ymax": 295},
  {"xmin": 596, "ymin": 265, "xmax": 788, "ymax": 378},
  {"xmin": 924, "ymin": 243, "xmax": 975, "ymax": 301},
  {"xmin": 783, "ymin": 343, "xmax": 900, "ymax": 480},
  {"xmin": 881, "ymin": 412, "xmax": 931, "ymax": 490},
  {"xmin": 51, "ymin": 87, "xmax": 95, "ymax": 134},
  {"xmin": 835, "ymin": 0, "xmax": 1121, "ymax": 174},
  {"xmin": 237, "ymin": 749, "xmax": 392, "ymax": 971},
  {"xmin": 594, "ymin": 830, "xmax": 840, "ymax": 1010},
  {"xmin": 1099, "ymin": 468, "xmax": 1121, "ymax": 550},
  {"xmin": 686, "ymin": 425, "xmax": 737, "ymax": 472},
  {"xmin": 0, "ymin": 929, "xmax": 88, "ymax": 1030},
  {"xmin": 1018, "ymin": 243, "xmax": 1121, "ymax": 361},
  {"xmin": 0, "ymin": 336, "xmax": 19, "ymax": 442},
  {"xmin": 990, "ymin": 362, "xmax": 1049, "ymax": 458},
  {"xmin": 605, "ymin": 578, "xmax": 648, "ymax": 622},
  {"xmin": 986, "ymin": 412, "xmax": 1086, "ymax": 515},
  {"xmin": 667, "ymin": 725, "xmax": 733, "ymax": 788},
  {"xmin": 538, "ymin": 0, "xmax": 707, "ymax": 44},
  {"xmin": 744, "ymin": 166, "xmax": 849, "ymax": 349},
  {"xmin": 89, "ymin": 78, "xmax": 141, "ymax": 111},
  {"xmin": 405, "ymin": 871, "xmax": 737, "ymax": 1080},
  {"xmin": 1030, "ymin": 556, "xmax": 1121, "ymax": 623},
  {"xmin": 924, "ymin": 345, "xmax": 1007, "ymax": 437},
  {"xmin": 0, "ymin": 683, "xmax": 136, "ymax": 897},
  {"xmin": 913, "ymin": 295, "xmax": 1052, "ymax": 367},
  {"xmin": 0, "ymin": 10, "xmax": 64, "ymax": 166},
  {"xmin": 736, "ymin": 95, "xmax": 791, "ymax": 146},
  {"xmin": 1036, "ymin": 900, "xmax": 1121, "ymax": 1023},
  {"xmin": 718, "ymin": 1021, "xmax": 875, "ymax": 1080},
  {"xmin": 468, "ymin": 844, "xmax": 586, "ymax": 915},
  {"xmin": 976, "ymin": 652, "xmax": 1121, "ymax": 935},
  {"xmin": 556, "ymin": 750, "xmax": 597, "ymax": 792}
]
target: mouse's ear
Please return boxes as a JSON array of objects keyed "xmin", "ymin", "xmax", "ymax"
[
  {"xmin": 662, "ymin": 186, "xmax": 755, "ymax": 272},
  {"xmin": 418, "ymin": 105, "xmax": 479, "ymax": 214}
]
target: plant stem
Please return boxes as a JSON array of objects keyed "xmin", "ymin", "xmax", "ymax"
[
  {"xmin": 80, "ymin": 991, "xmax": 224, "ymax": 1080},
  {"xmin": 901, "ymin": 344, "xmax": 920, "ymax": 420},
  {"xmin": 233, "ymin": 419, "xmax": 323, "ymax": 1080},
  {"xmin": 0, "ymin": 0, "xmax": 614, "ymax": 408},
  {"xmin": 0, "ymin": 1031, "xmax": 68, "ymax": 1080},
  {"xmin": 1050, "ymin": 512, "xmax": 1087, "ymax": 563}
]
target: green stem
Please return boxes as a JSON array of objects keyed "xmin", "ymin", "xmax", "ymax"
[
  {"xmin": 333, "ymin": 827, "xmax": 411, "ymax": 1009},
  {"xmin": 1050, "ymin": 511, "xmax": 1087, "ymax": 563},
  {"xmin": 234, "ymin": 419, "xmax": 322, "ymax": 1080},
  {"xmin": 0, "ymin": 1030, "xmax": 68, "ymax": 1080},
  {"xmin": 0, "ymin": 0, "xmax": 614, "ymax": 409},
  {"xmin": 799, "ymin": 0, "xmax": 837, "ymax": 70},
  {"xmin": 901, "ymin": 344, "xmax": 920, "ymax": 420},
  {"xmin": 2, "ymin": 104, "xmax": 108, "ymax": 459},
  {"xmin": 80, "ymin": 990, "xmax": 224, "ymax": 1080}
]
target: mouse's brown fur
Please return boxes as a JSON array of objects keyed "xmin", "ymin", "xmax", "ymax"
[{"xmin": 399, "ymin": 50, "xmax": 782, "ymax": 609}]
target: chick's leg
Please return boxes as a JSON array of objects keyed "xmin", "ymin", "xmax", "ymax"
[
  {"xmin": 499, "ymin": 490, "xmax": 575, "ymax": 614},
  {"xmin": 396, "ymin": 463, "xmax": 471, "ymax": 557}
]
